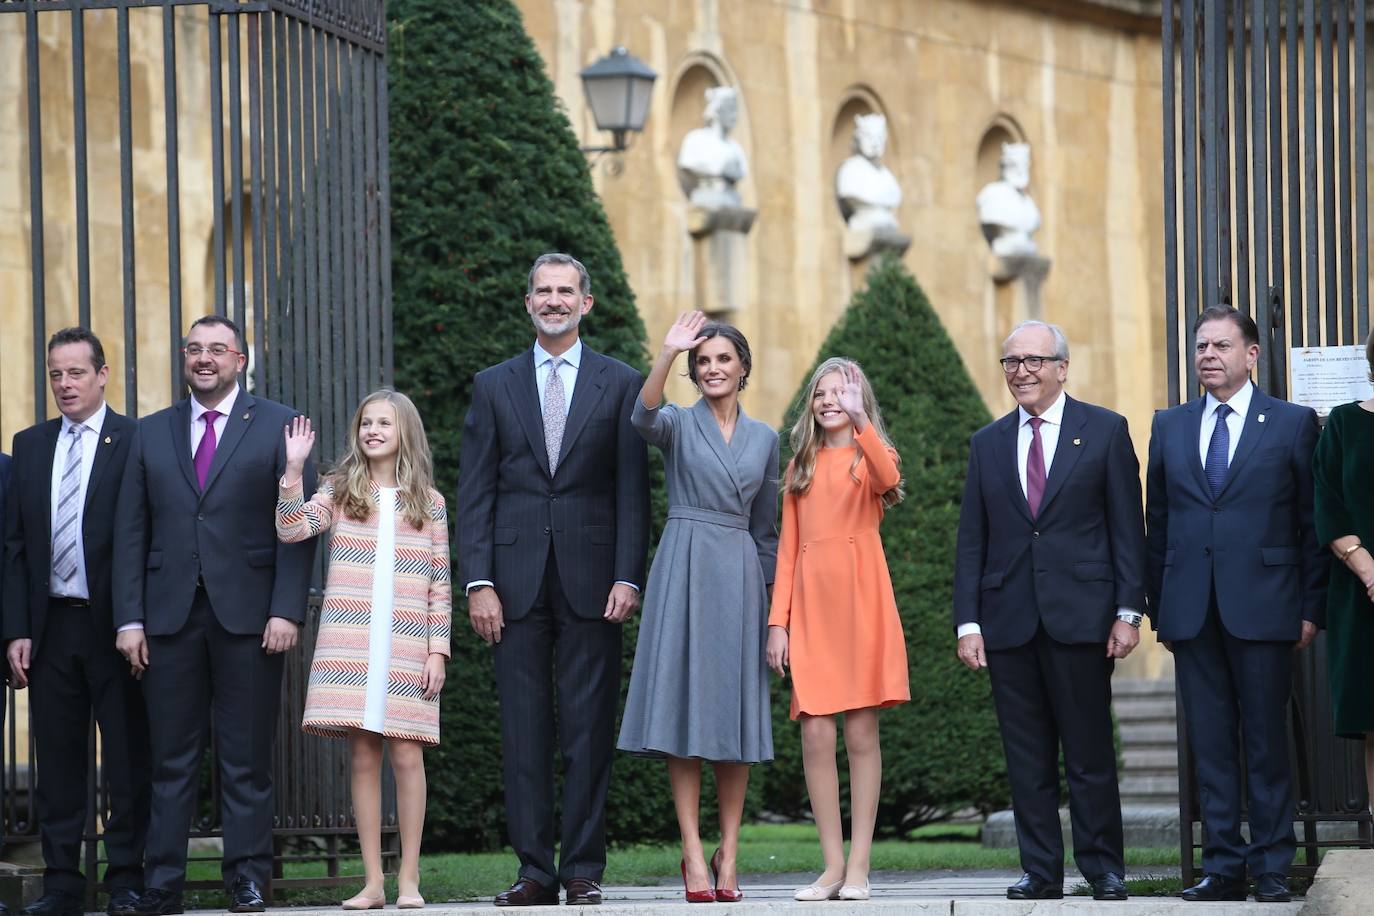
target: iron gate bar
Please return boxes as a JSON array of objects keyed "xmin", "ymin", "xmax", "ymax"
[
  {"xmin": 377, "ymin": 51, "xmax": 391, "ymax": 387},
  {"xmin": 25, "ymin": 0, "xmax": 46, "ymax": 419},
  {"xmin": 1251, "ymin": 0, "xmax": 1272, "ymax": 392},
  {"xmin": 1361, "ymin": 0, "xmax": 1370, "ymax": 342},
  {"xmin": 1320, "ymin": 0, "xmax": 1335, "ymax": 341},
  {"xmin": 210, "ymin": 12, "xmax": 227, "ymax": 316},
  {"xmin": 1303, "ymin": 0, "xmax": 1319, "ymax": 346},
  {"xmin": 1165, "ymin": 0, "xmax": 1181, "ymax": 408},
  {"xmin": 249, "ymin": 9, "xmax": 267, "ymax": 395},
  {"xmin": 1337, "ymin": 1, "xmax": 1353, "ymax": 344},
  {"xmin": 1235, "ymin": 0, "xmax": 1251, "ymax": 320},
  {"xmin": 71, "ymin": 0, "xmax": 91, "ymax": 329},
  {"xmin": 229, "ymin": 8, "xmax": 247, "ymax": 333},
  {"xmin": 117, "ymin": 0, "xmax": 136, "ymax": 415},
  {"xmin": 165, "ymin": 1, "xmax": 185, "ymax": 398}
]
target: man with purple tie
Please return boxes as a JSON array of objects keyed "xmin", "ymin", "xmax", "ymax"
[
  {"xmin": 953, "ymin": 321, "xmax": 1145, "ymax": 903},
  {"xmin": 112, "ymin": 316, "xmax": 316, "ymax": 915}
]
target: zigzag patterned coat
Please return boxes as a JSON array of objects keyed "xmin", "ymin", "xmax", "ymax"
[{"xmin": 277, "ymin": 477, "xmax": 452, "ymax": 745}]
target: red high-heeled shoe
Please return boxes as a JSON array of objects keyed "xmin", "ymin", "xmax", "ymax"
[
  {"xmin": 710, "ymin": 847, "xmax": 744, "ymax": 903},
  {"xmin": 681, "ymin": 858, "xmax": 716, "ymax": 903}
]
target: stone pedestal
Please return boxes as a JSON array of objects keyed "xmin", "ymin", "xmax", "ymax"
[
  {"xmin": 688, "ymin": 204, "xmax": 756, "ymax": 316},
  {"xmin": 844, "ymin": 223, "xmax": 911, "ymax": 261},
  {"xmin": 989, "ymin": 252, "xmax": 1051, "ymax": 319}
]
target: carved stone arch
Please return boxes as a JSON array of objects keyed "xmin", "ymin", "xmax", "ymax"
[{"xmin": 976, "ymin": 114, "xmax": 1027, "ymax": 192}]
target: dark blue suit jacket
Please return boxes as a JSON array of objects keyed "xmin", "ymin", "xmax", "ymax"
[
  {"xmin": 1145, "ymin": 384, "xmax": 1326, "ymax": 642},
  {"xmin": 457, "ymin": 345, "xmax": 650, "ymax": 620},
  {"xmin": 112, "ymin": 391, "xmax": 317, "ymax": 636},
  {"xmin": 953, "ymin": 395, "xmax": 1147, "ymax": 651}
]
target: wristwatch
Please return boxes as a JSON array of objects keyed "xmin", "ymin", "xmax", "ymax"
[{"xmin": 1118, "ymin": 611, "xmax": 1144, "ymax": 629}]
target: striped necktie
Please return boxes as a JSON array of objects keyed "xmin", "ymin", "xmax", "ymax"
[
  {"xmin": 1205, "ymin": 403, "xmax": 1233, "ymax": 498},
  {"xmin": 51, "ymin": 424, "xmax": 86, "ymax": 582}
]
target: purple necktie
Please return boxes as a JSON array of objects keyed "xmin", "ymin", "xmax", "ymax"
[
  {"xmin": 1026, "ymin": 416, "xmax": 1047, "ymax": 518},
  {"xmin": 194, "ymin": 410, "xmax": 221, "ymax": 490}
]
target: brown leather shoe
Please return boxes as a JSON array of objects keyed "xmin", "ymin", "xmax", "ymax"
[
  {"xmin": 494, "ymin": 878, "xmax": 558, "ymax": 907},
  {"xmin": 563, "ymin": 879, "xmax": 603, "ymax": 906}
]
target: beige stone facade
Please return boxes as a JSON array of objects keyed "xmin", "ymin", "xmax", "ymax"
[{"xmin": 517, "ymin": 0, "xmax": 1172, "ymax": 675}]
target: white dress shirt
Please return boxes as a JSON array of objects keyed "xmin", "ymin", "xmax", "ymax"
[
  {"xmin": 1198, "ymin": 382, "xmax": 1254, "ymax": 470},
  {"xmin": 191, "ymin": 383, "xmax": 240, "ymax": 447},
  {"xmin": 465, "ymin": 338, "xmax": 636, "ymax": 596},
  {"xmin": 120, "ymin": 386, "xmax": 243, "ymax": 632},
  {"xmin": 958, "ymin": 390, "xmax": 1137, "ymax": 639},
  {"xmin": 49, "ymin": 402, "xmax": 108, "ymax": 600}
]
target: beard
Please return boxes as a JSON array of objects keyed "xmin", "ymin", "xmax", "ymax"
[{"xmin": 530, "ymin": 309, "xmax": 582, "ymax": 337}]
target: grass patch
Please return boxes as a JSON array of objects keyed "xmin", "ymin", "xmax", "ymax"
[{"xmin": 169, "ymin": 824, "xmax": 1180, "ymax": 906}]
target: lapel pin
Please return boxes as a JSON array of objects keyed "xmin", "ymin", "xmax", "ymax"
[
  {"xmin": 1073, "ymin": 438, "xmax": 1082, "ymax": 446},
  {"xmin": 242, "ymin": 412, "xmax": 250, "ymax": 421},
  {"xmin": 1258, "ymin": 414, "xmax": 1266, "ymax": 423},
  {"xmin": 104, "ymin": 436, "xmax": 111, "ymax": 444}
]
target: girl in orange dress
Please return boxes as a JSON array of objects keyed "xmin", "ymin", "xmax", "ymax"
[{"xmin": 766, "ymin": 358, "xmax": 909, "ymax": 902}]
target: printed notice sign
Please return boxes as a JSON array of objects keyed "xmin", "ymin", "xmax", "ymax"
[{"xmin": 1289, "ymin": 346, "xmax": 1374, "ymax": 416}]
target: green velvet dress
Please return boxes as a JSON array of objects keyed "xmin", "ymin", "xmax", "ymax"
[{"xmin": 1313, "ymin": 400, "xmax": 1374, "ymax": 739}]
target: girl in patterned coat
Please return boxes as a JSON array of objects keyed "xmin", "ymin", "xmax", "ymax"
[{"xmin": 277, "ymin": 389, "xmax": 451, "ymax": 910}]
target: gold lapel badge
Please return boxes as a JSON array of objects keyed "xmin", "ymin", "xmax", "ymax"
[{"xmin": 1072, "ymin": 438, "xmax": 1082, "ymax": 446}]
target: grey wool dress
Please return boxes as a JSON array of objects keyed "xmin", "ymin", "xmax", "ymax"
[{"xmin": 617, "ymin": 397, "xmax": 780, "ymax": 763}]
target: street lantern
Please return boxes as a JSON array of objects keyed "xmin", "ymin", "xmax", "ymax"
[{"xmin": 579, "ymin": 46, "xmax": 656, "ymax": 155}]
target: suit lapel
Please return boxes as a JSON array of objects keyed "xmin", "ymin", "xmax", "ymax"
[
  {"xmin": 557, "ymin": 348, "xmax": 606, "ymax": 471},
  {"xmin": 506, "ymin": 350, "xmax": 551, "ymax": 478},
  {"xmin": 1217, "ymin": 385, "xmax": 1271, "ymax": 498},
  {"xmin": 1036, "ymin": 396, "xmax": 1087, "ymax": 518},
  {"xmin": 38, "ymin": 419, "xmax": 62, "ymax": 546},
  {"xmin": 172, "ymin": 399, "xmax": 199, "ymax": 493},
  {"xmin": 201, "ymin": 391, "xmax": 256, "ymax": 497},
  {"xmin": 84, "ymin": 411, "xmax": 123, "ymax": 513},
  {"xmin": 1184, "ymin": 397, "xmax": 1211, "ymax": 498},
  {"xmin": 991, "ymin": 409, "xmax": 1032, "ymax": 523},
  {"xmin": 689, "ymin": 398, "xmax": 745, "ymax": 504}
]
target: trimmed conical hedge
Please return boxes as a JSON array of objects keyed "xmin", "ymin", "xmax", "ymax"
[
  {"xmin": 762, "ymin": 256, "xmax": 1012, "ymax": 831},
  {"xmin": 388, "ymin": 0, "xmax": 677, "ymax": 850}
]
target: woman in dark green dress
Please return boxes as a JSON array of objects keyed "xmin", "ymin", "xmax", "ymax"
[{"xmin": 1312, "ymin": 331, "xmax": 1374, "ymax": 810}]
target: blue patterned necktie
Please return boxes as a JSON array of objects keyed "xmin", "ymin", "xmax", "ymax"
[{"xmin": 1204, "ymin": 403, "xmax": 1233, "ymax": 498}]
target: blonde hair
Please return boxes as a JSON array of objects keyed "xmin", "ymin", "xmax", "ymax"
[
  {"xmin": 332, "ymin": 389, "xmax": 436, "ymax": 530},
  {"xmin": 785, "ymin": 357, "xmax": 904, "ymax": 508}
]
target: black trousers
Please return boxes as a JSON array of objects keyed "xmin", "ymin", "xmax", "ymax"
[
  {"xmin": 492, "ymin": 549, "xmax": 622, "ymax": 888},
  {"xmin": 29, "ymin": 600, "xmax": 151, "ymax": 898},
  {"xmin": 986, "ymin": 625, "xmax": 1124, "ymax": 884},
  {"xmin": 1172, "ymin": 595, "xmax": 1296, "ymax": 879},
  {"xmin": 142, "ymin": 588, "xmax": 283, "ymax": 892}
]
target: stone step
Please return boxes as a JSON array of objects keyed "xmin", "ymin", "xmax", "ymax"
[
  {"xmin": 1112, "ymin": 698, "xmax": 1179, "ymax": 723},
  {"xmin": 1122, "ymin": 747, "xmax": 1181, "ymax": 771},
  {"xmin": 1118, "ymin": 722, "xmax": 1181, "ymax": 746},
  {"xmin": 1119, "ymin": 774, "xmax": 1180, "ymax": 797},
  {"xmin": 1112, "ymin": 676, "xmax": 1176, "ymax": 698}
]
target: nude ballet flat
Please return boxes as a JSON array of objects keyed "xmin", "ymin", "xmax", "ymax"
[
  {"xmin": 793, "ymin": 878, "xmax": 843, "ymax": 902},
  {"xmin": 396, "ymin": 895, "xmax": 426, "ymax": 909},
  {"xmin": 340, "ymin": 892, "xmax": 385, "ymax": 910},
  {"xmin": 839, "ymin": 881, "xmax": 871, "ymax": 901}
]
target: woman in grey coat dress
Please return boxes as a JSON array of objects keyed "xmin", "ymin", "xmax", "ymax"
[{"xmin": 617, "ymin": 312, "xmax": 779, "ymax": 903}]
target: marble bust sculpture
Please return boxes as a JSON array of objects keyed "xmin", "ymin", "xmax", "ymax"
[
  {"xmin": 976, "ymin": 142, "xmax": 1043, "ymax": 259},
  {"xmin": 836, "ymin": 113, "xmax": 903, "ymax": 234},
  {"xmin": 677, "ymin": 86, "xmax": 749, "ymax": 210}
]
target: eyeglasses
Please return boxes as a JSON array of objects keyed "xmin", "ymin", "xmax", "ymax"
[
  {"xmin": 999, "ymin": 355, "xmax": 1061, "ymax": 374},
  {"xmin": 183, "ymin": 344, "xmax": 242, "ymax": 359}
]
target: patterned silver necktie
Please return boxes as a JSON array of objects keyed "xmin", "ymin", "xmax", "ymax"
[
  {"xmin": 543, "ymin": 357, "xmax": 566, "ymax": 474},
  {"xmin": 51, "ymin": 424, "xmax": 85, "ymax": 582}
]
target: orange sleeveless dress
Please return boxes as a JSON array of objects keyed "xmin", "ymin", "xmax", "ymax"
[{"xmin": 768, "ymin": 423, "xmax": 910, "ymax": 719}]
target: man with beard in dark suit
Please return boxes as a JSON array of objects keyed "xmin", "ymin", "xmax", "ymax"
[{"xmin": 458, "ymin": 253, "xmax": 649, "ymax": 907}]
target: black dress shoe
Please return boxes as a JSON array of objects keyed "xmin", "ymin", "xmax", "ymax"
[
  {"xmin": 21, "ymin": 895, "xmax": 82, "ymax": 916},
  {"xmin": 1089, "ymin": 873, "xmax": 1129, "ymax": 901},
  {"xmin": 563, "ymin": 878, "xmax": 602, "ymax": 905},
  {"xmin": 132, "ymin": 889, "xmax": 184, "ymax": 916},
  {"xmin": 1006, "ymin": 873, "xmax": 1063, "ymax": 900},
  {"xmin": 1254, "ymin": 873, "xmax": 1292, "ymax": 903},
  {"xmin": 493, "ymin": 878, "xmax": 558, "ymax": 907},
  {"xmin": 108, "ymin": 888, "xmax": 143, "ymax": 916},
  {"xmin": 228, "ymin": 878, "xmax": 266, "ymax": 913},
  {"xmin": 1181, "ymin": 873, "xmax": 1248, "ymax": 902}
]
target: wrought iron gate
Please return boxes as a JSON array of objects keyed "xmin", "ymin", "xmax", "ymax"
[
  {"xmin": 1, "ymin": 0, "xmax": 393, "ymax": 903},
  {"xmin": 1162, "ymin": 0, "xmax": 1373, "ymax": 883}
]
